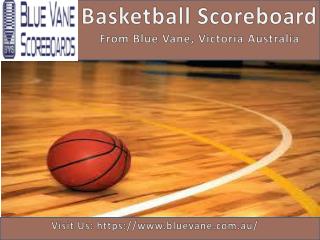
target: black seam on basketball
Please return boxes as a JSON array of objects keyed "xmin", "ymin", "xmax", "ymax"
[
  {"xmin": 116, "ymin": 148, "xmax": 129, "ymax": 183},
  {"xmin": 70, "ymin": 149, "xmax": 129, "ymax": 191},
  {"xmin": 115, "ymin": 140, "xmax": 129, "ymax": 182},
  {"xmin": 105, "ymin": 146, "xmax": 128, "ymax": 188},
  {"xmin": 50, "ymin": 138, "xmax": 116, "ymax": 150},
  {"xmin": 50, "ymin": 139, "xmax": 128, "ymax": 155},
  {"xmin": 69, "ymin": 141, "xmax": 125, "ymax": 188},
  {"xmin": 49, "ymin": 145, "xmax": 118, "ymax": 171}
]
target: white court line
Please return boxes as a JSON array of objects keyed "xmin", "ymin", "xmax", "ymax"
[{"xmin": 96, "ymin": 90, "xmax": 293, "ymax": 217}]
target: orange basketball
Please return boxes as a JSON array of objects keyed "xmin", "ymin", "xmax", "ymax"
[{"xmin": 47, "ymin": 129, "xmax": 131, "ymax": 191}]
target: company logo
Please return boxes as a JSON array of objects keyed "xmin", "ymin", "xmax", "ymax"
[
  {"xmin": 3, "ymin": 0, "xmax": 16, "ymax": 59},
  {"xmin": 1, "ymin": 0, "xmax": 78, "ymax": 61}
]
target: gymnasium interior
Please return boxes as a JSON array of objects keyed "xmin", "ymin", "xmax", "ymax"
[{"xmin": 2, "ymin": 60, "xmax": 320, "ymax": 217}]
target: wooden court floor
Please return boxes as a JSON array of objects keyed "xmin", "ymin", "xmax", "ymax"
[{"xmin": 1, "ymin": 62, "xmax": 320, "ymax": 217}]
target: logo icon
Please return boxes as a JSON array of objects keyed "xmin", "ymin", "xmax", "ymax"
[{"xmin": 3, "ymin": 0, "xmax": 15, "ymax": 59}]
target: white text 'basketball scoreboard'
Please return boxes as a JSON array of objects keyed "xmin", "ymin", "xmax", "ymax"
[{"xmin": 82, "ymin": 7, "xmax": 317, "ymax": 25}]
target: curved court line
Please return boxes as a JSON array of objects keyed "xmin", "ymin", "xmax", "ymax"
[
  {"xmin": 28, "ymin": 85, "xmax": 319, "ymax": 216},
  {"xmin": 93, "ymin": 89, "xmax": 319, "ymax": 217}
]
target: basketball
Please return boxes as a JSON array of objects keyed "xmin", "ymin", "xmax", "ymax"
[{"xmin": 47, "ymin": 129, "xmax": 131, "ymax": 192}]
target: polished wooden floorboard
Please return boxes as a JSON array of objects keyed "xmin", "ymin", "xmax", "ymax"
[{"xmin": 1, "ymin": 62, "xmax": 319, "ymax": 216}]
